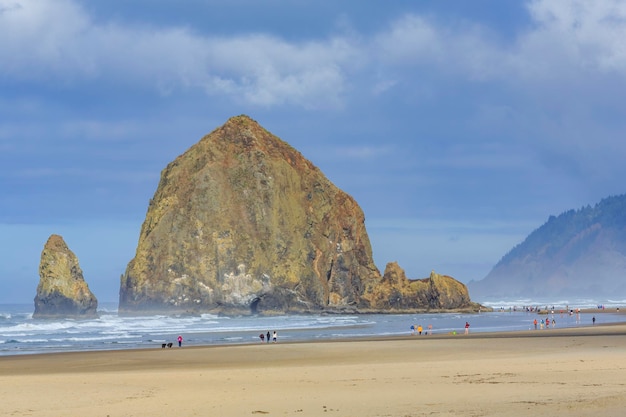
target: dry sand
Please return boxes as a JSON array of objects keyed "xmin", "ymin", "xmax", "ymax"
[{"xmin": 1, "ymin": 324, "xmax": 626, "ymax": 417}]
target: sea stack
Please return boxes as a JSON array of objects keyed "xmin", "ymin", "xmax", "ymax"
[
  {"xmin": 370, "ymin": 263, "xmax": 478, "ymax": 311},
  {"xmin": 33, "ymin": 234, "xmax": 98, "ymax": 319},
  {"xmin": 119, "ymin": 115, "xmax": 382, "ymax": 315},
  {"xmin": 119, "ymin": 115, "xmax": 482, "ymax": 315}
]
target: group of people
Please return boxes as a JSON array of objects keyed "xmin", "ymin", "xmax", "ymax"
[
  {"xmin": 168, "ymin": 332, "xmax": 277, "ymax": 348},
  {"xmin": 533, "ymin": 318, "xmax": 556, "ymax": 329},
  {"xmin": 259, "ymin": 331, "xmax": 278, "ymax": 343},
  {"xmin": 410, "ymin": 322, "xmax": 472, "ymax": 335},
  {"xmin": 410, "ymin": 324, "xmax": 433, "ymax": 335}
]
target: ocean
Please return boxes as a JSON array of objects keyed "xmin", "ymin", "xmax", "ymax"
[{"xmin": 1, "ymin": 298, "xmax": 624, "ymax": 356}]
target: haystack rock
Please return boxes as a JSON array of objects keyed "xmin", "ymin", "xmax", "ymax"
[
  {"xmin": 33, "ymin": 235, "xmax": 98, "ymax": 318},
  {"xmin": 119, "ymin": 115, "xmax": 479, "ymax": 315}
]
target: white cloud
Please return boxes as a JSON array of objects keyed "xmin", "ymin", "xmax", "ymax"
[
  {"xmin": 525, "ymin": 0, "xmax": 626, "ymax": 72},
  {"xmin": 2, "ymin": 0, "xmax": 626, "ymax": 114},
  {"xmin": 372, "ymin": 0, "xmax": 626, "ymax": 84},
  {"xmin": 333, "ymin": 145, "xmax": 394, "ymax": 160},
  {"xmin": 0, "ymin": 0, "xmax": 362, "ymax": 108},
  {"xmin": 371, "ymin": 78, "xmax": 398, "ymax": 95},
  {"xmin": 369, "ymin": 0, "xmax": 626, "ymax": 183},
  {"xmin": 373, "ymin": 14, "xmax": 502, "ymax": 81},
  {"xmin": 0, "ymin": 0, "xmax": 93, "ymax": 76}
]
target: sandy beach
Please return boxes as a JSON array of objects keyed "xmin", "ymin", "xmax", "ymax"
[{"xmin": 1, "ymin": 324, "xmax": 625, "ymax": 417}]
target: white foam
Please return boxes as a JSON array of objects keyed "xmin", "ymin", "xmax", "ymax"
[{"xmin": 1, "ymin": 303, "xmax": 624, "ymax": 356}]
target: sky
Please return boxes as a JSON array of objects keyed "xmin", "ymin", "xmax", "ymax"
[{"xmin": 2, "ymin": 0, "xmax": 626, "ymax": 304}]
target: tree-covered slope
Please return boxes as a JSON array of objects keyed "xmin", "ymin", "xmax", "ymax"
[{"xmin": 469, "ymin": 194, "xmax": 626, "ymax": 299}]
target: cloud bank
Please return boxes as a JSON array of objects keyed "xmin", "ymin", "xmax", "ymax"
[{"xmin": 3, "ymin": 0, "xmax": 626, "ymax": 106}]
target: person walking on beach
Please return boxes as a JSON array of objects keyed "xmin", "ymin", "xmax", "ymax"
[
  {"xmin": 259, "ymin": 333, "xmax": 265, "ymax": 343},
  {"xmin": 177, "ymin": 335, "xmax": 183, "ymax": 347},
  {"xmin": 417, "ymin": 325, "xmax": 423, "ymax": 335},
  {"xmin": 592, "ymin": 316, "xmax": 596, "ymax": 325},
  {"xmin": 272, "ymin": 331, "xmax": 277, "ymax": 343},
  {"xmin": 464, "ymin": 322, "xmax": 470, "ymax": 335},
  {"xmin": 266, "ymin": 331, "xmax": 270, "ymax": 343}
]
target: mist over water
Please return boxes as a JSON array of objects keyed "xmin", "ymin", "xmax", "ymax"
[{"xmin": 1, "ymin": 298, "xmax": 623, "ymax": 356}]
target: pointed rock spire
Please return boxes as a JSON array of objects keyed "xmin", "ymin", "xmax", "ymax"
[{"xmin": 33, "ymin": 234, "xmax": 98, "ymax": 318}]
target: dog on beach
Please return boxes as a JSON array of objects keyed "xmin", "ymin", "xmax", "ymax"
[{"xmin": 161, "ymin": 343, "xmax": 174, "ymax": 348}]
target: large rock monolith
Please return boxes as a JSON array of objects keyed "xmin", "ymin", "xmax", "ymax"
[{"xmin": 119, "ymin": 115, "xmax": 482, "ymax": 315}]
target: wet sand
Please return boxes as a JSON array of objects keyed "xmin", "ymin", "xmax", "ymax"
[{"xmin": 1, "ymin": 324, "xmax": 625, "ymax": 417}]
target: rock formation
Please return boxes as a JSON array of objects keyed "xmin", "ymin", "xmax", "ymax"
[
  {"xmin": 33, "ymin": 234, "xmax": 98, "ymax": 318},
  {"xmin": 368, "ymin": 263, "xmax": 480, "ymax": 311},
  {"xmin": 119, "ymin": 115, "xmax": 481, "ymax": 315}
]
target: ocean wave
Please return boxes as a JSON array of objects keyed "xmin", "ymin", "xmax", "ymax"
[
  {"xmin": 58, "ymin": 334, "xmax": 137, "ymax": 343},
  {"xmin": 0, "ymin": 304, "xmax": 623, "ymax": 356},
  {"xmin": 479, "ymin": 297, "xmax": 623, "ymax": 310},
  {"xmin": 0, "ymin": 321, "xmax": 81, "ymax": 334}
]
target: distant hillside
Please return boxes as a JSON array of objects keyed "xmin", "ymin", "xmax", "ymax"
[{"xmin": 469, "ymin": 194, "xmax": 626, "ymax": 299}]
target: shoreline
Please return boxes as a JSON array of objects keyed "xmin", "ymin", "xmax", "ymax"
[
  {"xmin": 2, "ymin": 319, "xmax": 624, "ymax": 365},
  {"xmin": 2, "ymin": 323, "xmax": 626, "ymax": 416},
  {"xmin": 0, "ymin": 308, "xmax": 626, "ymax": 358}
]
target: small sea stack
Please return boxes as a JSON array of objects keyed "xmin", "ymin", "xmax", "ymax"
[{"xmin": 33, "ymin": 234, "xmax": 98, "ymax": 319}]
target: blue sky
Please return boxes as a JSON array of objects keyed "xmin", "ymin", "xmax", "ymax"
[{"xmin": 2, "ymin": 0, "xmax": 626, "ymax": 303}]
